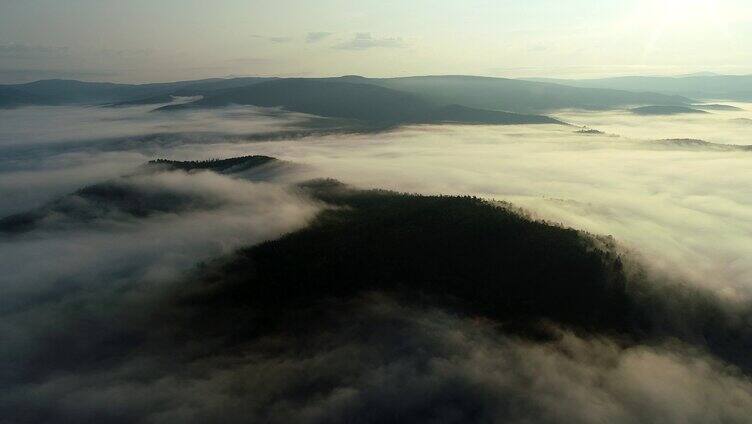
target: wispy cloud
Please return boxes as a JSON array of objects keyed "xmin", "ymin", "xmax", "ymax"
[
  {"xmin": 0, "ymin": 68, "xmax": 117, "ymax": 84},
  {"xmin": 334, "ymin": 33, "xmax": 404, "ymax": 50},
  {"xmin": 0, "ymin": 42, "xmax": 70, "ymax": 59}
]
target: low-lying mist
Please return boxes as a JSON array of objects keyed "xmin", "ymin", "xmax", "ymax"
[
  {"xmin": 0, "ymin": 104, "xmax": 312, "ymax": 147},
  {"xmin": 556, "ymin": 102, "xmax": 752, "ymax": 145},
  {"xmin": 3, "ymin": 104, "xmax": 751, "ymax": 296},
  {"xmin": 7, "ymin": 295, "xmax": 752, "ymax": 423},
  {"xmin": 0, "ymin": 105, "xmax": 320, "ymax": 215},
  {"xmin": 0, "ymin": 167, "xmax": 321, "ymax": 393}
]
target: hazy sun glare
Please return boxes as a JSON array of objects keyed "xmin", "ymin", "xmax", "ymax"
[
  {"xmin": 656, "ymin": 0, "xmax": 718, "ymax": 24},
  {"xmin": 632, "ymin": 0, "xmax": 730, "ymax": 62}
]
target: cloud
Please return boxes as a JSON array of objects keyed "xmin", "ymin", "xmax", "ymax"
[
  {"xmin": 334, "ymin": 33, "xmax": 404, "ymax": 50},
  {"xmin": 0, "ymin": 105, "xmax": 326, "ymax": 215},
  {"xmin": 0, "ymin": 169, "xmax": 321, "ymax": 299},
  {"xmin": 222, "ymin": 111, "xmax": 752, "ymax": 299},
  {"xmin": 95, "ymin": 48, "xmax": 152, "ymax": 59},
  {"xmin": 2, "ymin": 102, "xmax": 752, "ymax": 422},
  {"xmin": 0, "ymin": 104, "xmax": 310, "ymax": 152},
  {"xmin": 0, "ymin": 42, "xmax": 70, "ymax": 59},
  {"xmin": 0, "ymin": 43, "xmax": 160, "ymax": 83},
  {"xmin": 0, "ymin": 68, "xmax": 117, "ymax": 84},
  {"xmin": 0, "ymin": 43, "xmax": 153, "ymax": 61},
  {"xmin": 6, "ymin": 103, "xmax": 752, "ymax": 300},
  {"xmin": 306, "ymin": 32, "xmax": 333, "ymax": 43},
  {"xmin": 224, "ymin": 57, "xmax": 271, "ymax": 65},
  {"xmin": 0, "ymin": 167, "xmax": 322, "ymax": 397},
  {"xmin": 2, "ymin": 295, "xmax": 751, "ymax": 423}
]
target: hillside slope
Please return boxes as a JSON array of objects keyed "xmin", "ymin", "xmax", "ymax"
[{"xmin": 157, "ymin": 78, "xmax": 565, "ymax": 126}]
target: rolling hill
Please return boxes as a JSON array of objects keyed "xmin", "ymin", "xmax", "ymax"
[
  {"xmin": 157, "ymin": 78, "xmax": 434, "ymax": 123},
  {"xmin": 174, "ymin": 176, "xmax": 752, "ymax": 374},
  {"xmin": 0, "ymin": 155, "xmax": 279, "ymax": 234},
  {"xmin": 0, "ymin": 77, "xmax": 274, "ymax": 107},
  {"xmin": 157, "ymin": 78, "xmax": 565, "ymax": 126}
]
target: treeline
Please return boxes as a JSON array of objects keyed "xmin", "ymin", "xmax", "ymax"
[{"xmin": 149, "ymin": 155, "xmax": 277, "ymax": 173}]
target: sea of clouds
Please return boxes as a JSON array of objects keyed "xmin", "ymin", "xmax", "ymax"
[{"xmin": 2, "ymin": 103, "xmax": 752, "ymax": 422}]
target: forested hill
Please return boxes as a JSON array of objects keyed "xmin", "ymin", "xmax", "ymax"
[
  {"xmin": 180, "ymin": 178, "xmax": 752, "ymax": 374},
  {"xmin": 148, "ymin": 155, "xmax": 278, "ymax": 173}
]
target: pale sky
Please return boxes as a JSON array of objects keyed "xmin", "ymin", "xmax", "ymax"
[{"xmin": 1, "ymin": 0, "xmax": 751, "ymax": 83}]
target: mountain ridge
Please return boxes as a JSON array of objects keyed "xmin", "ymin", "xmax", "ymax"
[{"xmin": 1, "ymin": 74, "xmax": 691, "ymax": 113}]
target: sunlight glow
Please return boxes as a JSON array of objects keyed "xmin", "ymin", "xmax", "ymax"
[
  {"xmin": 656, "ymin": 0, "xmax": 718, "ymax": 24},
  {"xmin": 637, "ymin": 0, "xmax": 729, "ymax": 62}
]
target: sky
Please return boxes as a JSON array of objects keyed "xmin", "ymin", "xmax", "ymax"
[{"xmin": 1, "ymin": 0, "xmax": 752, "ymax": 83}]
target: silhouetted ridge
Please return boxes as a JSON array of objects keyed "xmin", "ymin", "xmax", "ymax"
[
  {"xmin": 1, "ymin": 75, "xmax": 691, "ymax": 113},
  {"xmin": 149, "ymin": 155, "xmax": 278, "ymax": 173},
  {"xmin": 156, "ymin": 78, "xmax": 565, "ymax": 126},
  {"xmin": 0, "ymin": 77, "xmax": 274, "ymax": 107}
]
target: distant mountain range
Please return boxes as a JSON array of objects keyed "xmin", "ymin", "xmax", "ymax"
[
  {"xmin": 356, "ymin": 75, "xmax": 689, "ymax": 113},
  {"xmin": 154, "ymin": 78, "xmax": 565, "ymax": 126},
  {"xmin": 526, "ymin": 74, "xmax": 752, "ymax": 102},
  {"xmin": 0, "ymin": 75, "xmax": 695, "ymax": 126},
  {"xmin": 0, "ymin": 75, "xmax": 691, "ymax": 109}
]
